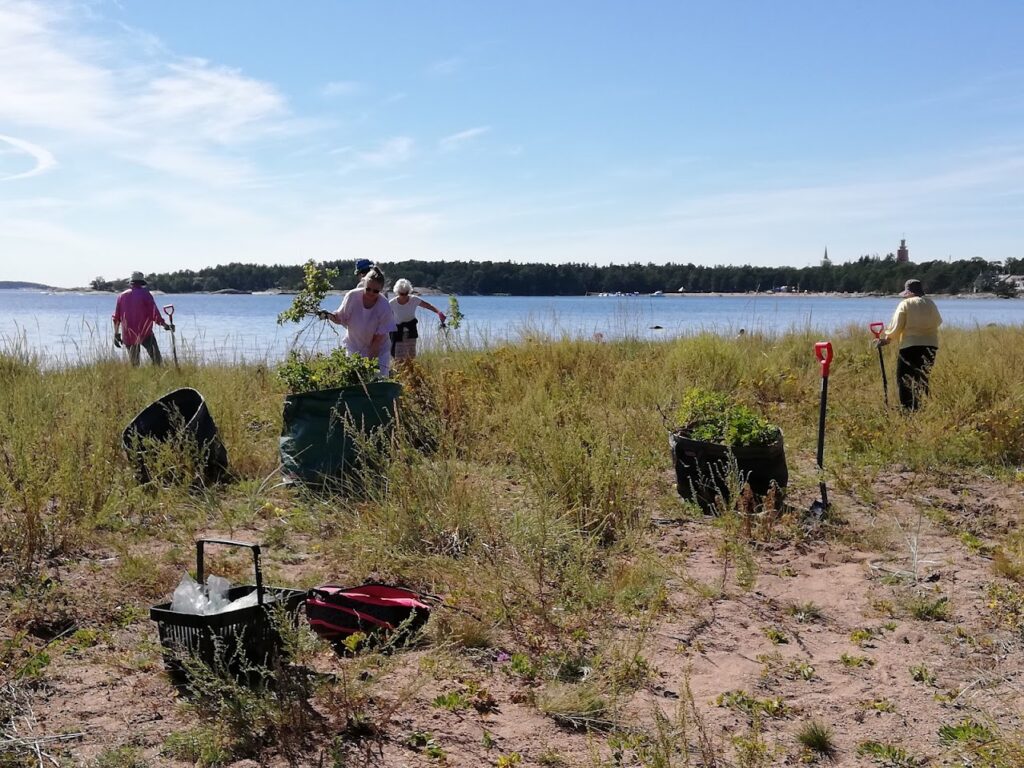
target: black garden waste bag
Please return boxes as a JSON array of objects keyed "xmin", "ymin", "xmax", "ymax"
[
  {"xmin": 123, "ymin": 388, "xmax": 229, "ymax": 484},
  {"xmin": 670, "ymin": 430, "xmax": 788, "ymax": 512},
  {"xmin": 279, "ymin": 381, "xmax": 402, "ymax": 484}
]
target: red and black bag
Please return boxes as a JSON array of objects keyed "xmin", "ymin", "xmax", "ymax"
[{"xmin": 305, "ymin": 584, "xmax": 434, "ymax": 647}]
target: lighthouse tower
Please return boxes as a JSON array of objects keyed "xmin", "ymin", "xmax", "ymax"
[{"xmin": 897, "ymin": 239, "xmax": 910, "ymax": 263}]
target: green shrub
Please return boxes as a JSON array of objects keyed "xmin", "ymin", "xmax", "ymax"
[
  {"xmin": 275, "ymin": 349, "xmax": 381, "ymax": 394},
  {"xmin": 674, "ymin": 388, "xmax": 780, "ymax": 447}
]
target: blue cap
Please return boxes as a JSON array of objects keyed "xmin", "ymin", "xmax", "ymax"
[{"xmin": 354, "ymin": 258, "xmax": 374, "ymax": 275}]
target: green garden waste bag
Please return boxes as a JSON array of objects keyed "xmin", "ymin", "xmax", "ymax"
[{"xmin": 279, "ymin": 381, "xmax": 402, "ymax": 484}]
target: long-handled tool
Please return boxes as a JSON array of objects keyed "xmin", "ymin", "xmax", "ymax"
[
  {"xmin": 163, "ymin": 304, "xmax": 179, "ymax": 370},
  {"xmin": 810, "ymin": 341, "xmax": 833, "ymax": 516},
  {"xmin": 869, "ymin": 321, "xmax": 889, "ymax": 407}
]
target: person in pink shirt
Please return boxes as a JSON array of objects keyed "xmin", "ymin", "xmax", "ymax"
[
  {"xmin": 112, "ymin": 272, "xmax": 172, "ymax": 366},
  {"xmin": 317, "ymin": 266, "xmax": 396, "ymax": 376}
]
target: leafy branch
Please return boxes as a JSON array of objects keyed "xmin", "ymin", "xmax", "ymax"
[
  {"xmin": 445, "ymin": 296, "xmax": 465, "ymax": 331},
  {"xmin": 276, "ymin": 350, "xmax": 382, "ymax": 394},
  {"xmin": 277, "ymin": 260, "xmax": 340, "ymax": 325}
]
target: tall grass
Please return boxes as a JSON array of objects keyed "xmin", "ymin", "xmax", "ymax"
[
  {"xmin": 2, "ymin": 326, "xmax": 1022, "ymax": 578},
  {"xmin": 3, "ymin": 324, "xmax": 1024, "ymax": 761}
]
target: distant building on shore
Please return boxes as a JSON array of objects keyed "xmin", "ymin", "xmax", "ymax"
[
  {"xmin": 897, "ymin": 238, "xmax": 909, "ymax": 263},
  {"xmin": 821, "ymin": 247, "xmax": 831, "ymax": 267}
]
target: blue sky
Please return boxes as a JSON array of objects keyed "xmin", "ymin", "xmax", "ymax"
[{"xmin": 1, "ymin": 1, "xmax": 1023, "ymax": 286}]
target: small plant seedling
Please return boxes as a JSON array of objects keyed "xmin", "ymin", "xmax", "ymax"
[
  {"xmin": 426, "ymin": 743, "xmax": 446, "ymax": 760},
  {"xmin": 92, "ymin": 746, "xmax": 147, "ymax": 768},
  {"xmin": 938, "ymin": 719, "xmax": 995, "ymax": 745},
  {"xmin": 796, "ymin": 720, "xmax": 836, "ymax": 758},
  {"xmin": 465, "ymin": 680, "xmax": 498, "ymax": 713},
  {"xmin": 850, "ymin": 627, "xmax": 882, "ymax": 647},
  {"xmin": 408, "ymin": 730, "xmax": 446, "ymax": 760},
  {"xmin": 986, "ymin": 583, "xmax": 1024, "ymax": 634},
  {"xmin": 856, "ymin": 740, "xmax": 920, "ymax": 767},
  {"xmin": 507, "ymin": 651, "xmax": 537, "ymax": 679},
  {"xmin": 342, "ymin": 631, "xmax": 367, "ymax": 654},
  {"xmin": 865, "ymin": 698, "xmax": 896, "ymax": 713},
  {"xmin": 432, "ymin": 691, "xmax": 470, "ymax": 711},
  {"xmin": 407, "ymin": 731, "xmax": 433, "ymax": 749},
  {"xmin": 791, "ymin": 661, "xmax": 816, "ymax": 681},
  {"xmin": 788, "ymin": 601, "xmax": 823, "ymax": 623},
  {"xmin": 537, "ymin": 749, "xmax": 569, "ymax": 767},
  {"xmin": 840, "ymin": 653, "xmax": 875, "ymax": 669},
  {"xmin": 904, "ymin": 594, "xmax": 951, "ymax": 621},
  {"xmin": 909, "ymin": 664, "xmax": 936, "ymax": 685},
  {"xmin": 958, "ymin": 531, "xmax": 986, "ymax": 553},
  {"xmin": 717, "ymin": 690, "xmax": 786, "ymax": 719},
  {"xmin": 763, "ymin": 626, "xmax": 788, "ymax": 645}
]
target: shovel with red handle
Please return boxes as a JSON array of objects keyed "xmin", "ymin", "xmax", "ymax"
[
  {"xmin": 869, "ymin": 321, "xmax": 889, "ymax": 407},
  {"xmin": 810, "ymin": 341, "xmax": 833, "ymax": 516},
  {"xmin": 163, "ymin": 304, "xmax": 179, "ymax": 370}
]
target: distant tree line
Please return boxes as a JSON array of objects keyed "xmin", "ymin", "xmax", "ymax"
[{"xmin": 88, "ymin": 255, "xmax": 1024, "ymax": 296}]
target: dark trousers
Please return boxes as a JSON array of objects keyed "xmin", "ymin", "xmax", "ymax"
[
  {"xmin": 127, "ymin": 333, "xmax": 162, "ymax": 367},
  {"xmin": 896, "ymin": 345, "xmax": 937, "ymax": 411}
]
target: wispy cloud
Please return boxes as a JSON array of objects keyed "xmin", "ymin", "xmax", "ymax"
[
  {"xmin": 0, "ymin": 133, "xmax": 57, "ymax": 180},
  {"xmin": 0, "ymin": 1, "xmax": 119, "ymax": 135},
  {"xmin": 0, "ymin": 1, "xmax": 294, "ymax": 185},
  {"xmin": 339, "ymin": 136, "xmax": 415, "ymax": 170},
  {"xmin": 439, "ymin": 126, "xmax": 490, "ymax": 152},
  {"xmin": 119, "ymin": 143, "xmax": 257, "ymax": 187},
  {"xmin": 132, "ymin": 59, "xmax": 288, "ymax": 144},
  {"xmin": 429, "ymin": 56, "xmax": 463, "ymax": 76},
  {"xmin": 321, "ymin": 80, "xmax": 361, "ymax": 97}
]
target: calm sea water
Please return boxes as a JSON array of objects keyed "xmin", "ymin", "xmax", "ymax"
[{"xmin": 1, "ymin": 290, "xmax": 1022, "ymax": 365}]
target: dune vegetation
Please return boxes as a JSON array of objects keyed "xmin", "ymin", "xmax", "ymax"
[{"xmin": 1, "ymin": 324, "xmax": 1023, "ymax": 766}]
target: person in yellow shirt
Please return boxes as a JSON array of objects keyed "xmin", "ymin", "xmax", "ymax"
[{"xmin": 877, "ymin": 278, "xmax": 942, "ymax": 410}]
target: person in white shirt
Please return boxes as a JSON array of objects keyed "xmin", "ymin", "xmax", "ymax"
[
  {"xmin": 388, "ymin": 278, "xmax": 446, "ymax": 363},
  {"xmin": 318, "ymin": 267, "xmax": 396, "ymax": 376}
]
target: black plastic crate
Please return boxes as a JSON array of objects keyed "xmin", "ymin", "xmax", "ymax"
[{"xmin": 150, "ymin": 539, "xmax": 305, "ymax": 685}]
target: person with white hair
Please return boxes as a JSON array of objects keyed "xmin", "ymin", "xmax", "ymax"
[{"xmin": 389, "ymin": 278, "xmax": 446, "ymax": 362}]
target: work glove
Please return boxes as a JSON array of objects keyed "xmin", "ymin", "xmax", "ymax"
[
  {"xmin": 316, "ymin": 310, "xmax": 331, "ymax": 321},
  {"xmin": 113, "ymin": 332, "xmax": 122, "ymax": 349},
  {"xmin": 873, "ymin": 337, "xmax": 890, "ymax": 348},
  {"xmin": 438, "ymin": 312, "xmax": 447, "ymax": 324},
  {"xmin": 165, "ymin": 323, "xmax": 175, "ymax": 332}
]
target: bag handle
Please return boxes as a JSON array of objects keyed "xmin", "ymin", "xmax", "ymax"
[{"xmin": 196, "ymin": 539, "xmax": 264, "ymax": 606}]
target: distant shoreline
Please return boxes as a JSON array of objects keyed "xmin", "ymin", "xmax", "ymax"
[{"xmin": 2, "ymin": 286, "xmax": 1017, "ymax": 300}]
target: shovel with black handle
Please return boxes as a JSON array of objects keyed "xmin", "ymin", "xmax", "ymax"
[
  {"xmin": 163, "ymin": 304, "xmax": 179, "ymax": 371},
  {"xmin": 869, "ymin": 321, "xmax": 888, "ymax": 407},
  {"xmin": 810, "ymin": 341, "xmax": 833, "ymax": 517}
]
